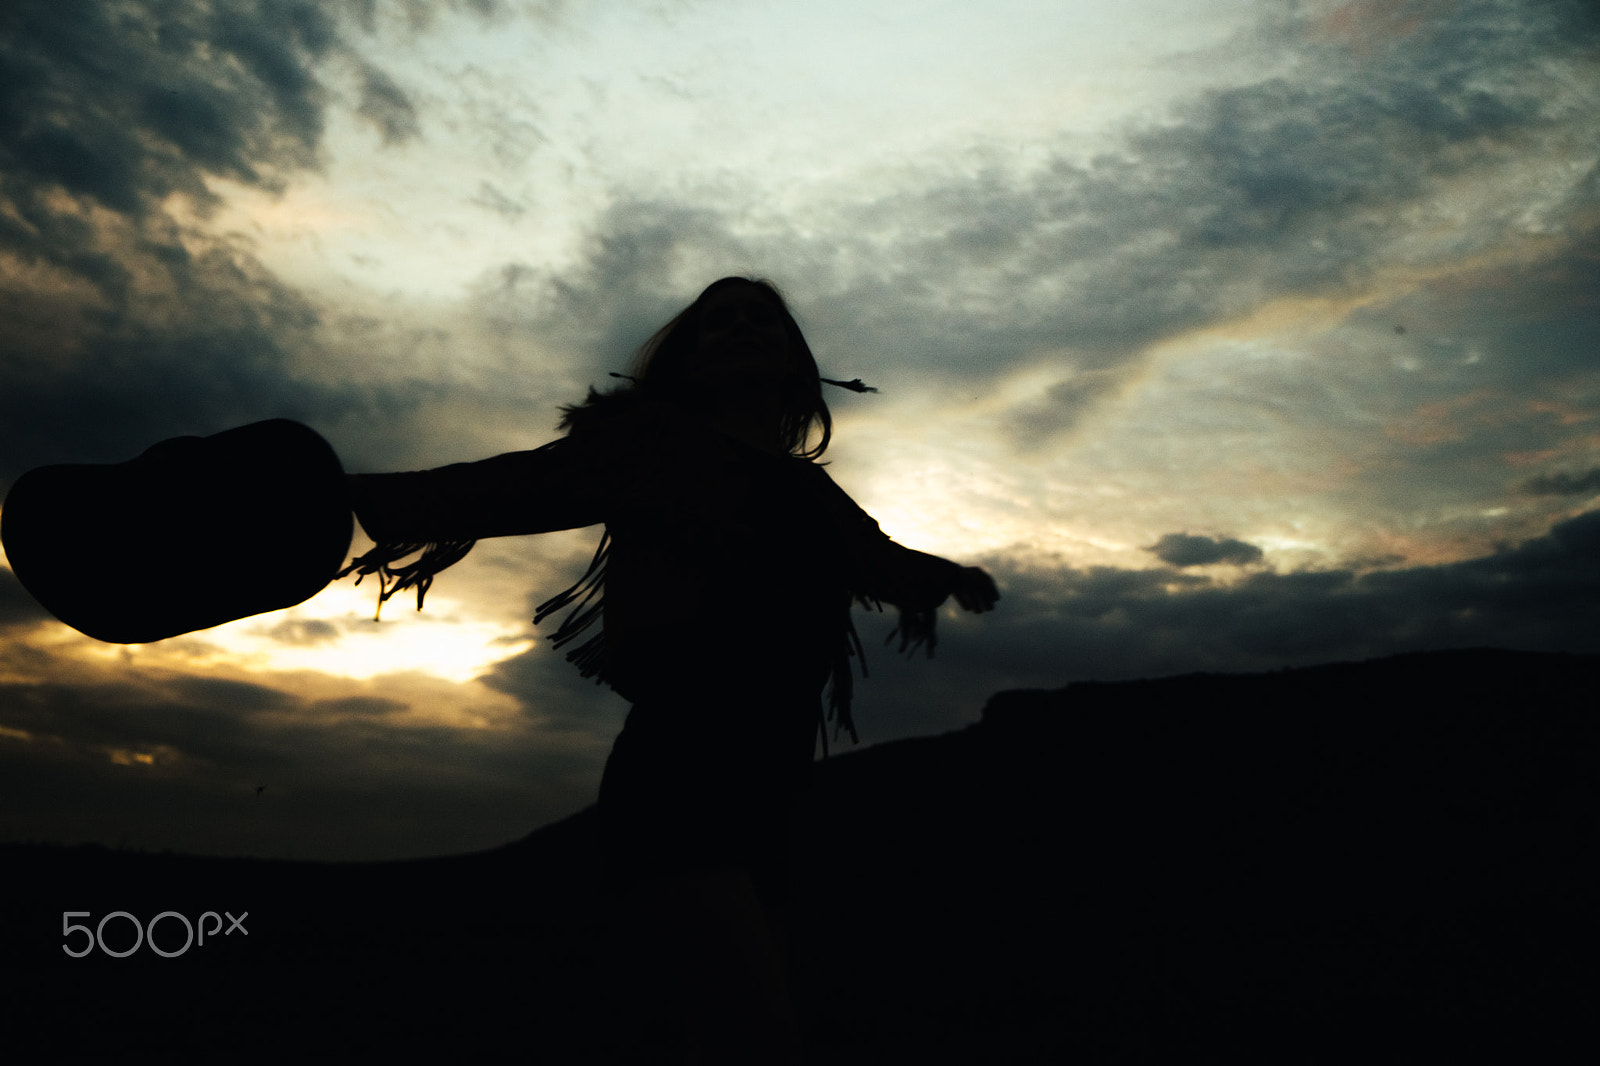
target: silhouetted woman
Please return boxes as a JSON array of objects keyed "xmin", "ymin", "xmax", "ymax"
[{"xmin": 342, "ymin": 277, "xmax": 998, "ymax": 1064}]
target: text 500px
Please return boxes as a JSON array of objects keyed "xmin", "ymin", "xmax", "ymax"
[{"xmin": 62, "ymin": 910, "xmax": 248, "ymax": 957}]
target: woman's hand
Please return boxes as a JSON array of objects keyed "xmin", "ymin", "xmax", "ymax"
[
  {"xmin": 884, "ymin": 564, "xmax": 998, "ymax": 659},
  {"xmin": 951, "ymin": 565, "xmax": 999, "ymax": 613}
]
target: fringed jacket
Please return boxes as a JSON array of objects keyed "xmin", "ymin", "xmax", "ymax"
[{"xmin": 343, "ymin": 389, "xmax": 961, "ymax": 750}]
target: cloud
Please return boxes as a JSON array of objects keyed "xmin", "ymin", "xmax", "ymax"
[
  {"xmin": 0, "ymin": 566, "xmax": 50, "ymax": 630},
  {"xmin": 309, "ymin": 694, "xmax": 408, "ymax": 717},
  {"xmin": 0, "ymin": 0, "xmax": 362, "ymax": 481},
  {"xmin": 0, "ymin": 238, "xmax": 353, "ymax": 483},
  {"xmin": 1036, "ymin": 506, "xmax": 1598, "ymax": 673},
  {"xmin": 479, "ymin": 200, "xmax": 762, "ymax": 358},
  {"xmin": 460, "ymin": 0, "xmax": 1599, "ymax": 464},
  {"xmin": 265, "ymin": 618, "xmax": 341, "ymax": 646},
  {"xmin": 166, "ymin": 675, "xmax": 297, "ymax": 715},
  {"xmin": 948, "ymin": 3, "xmax": 1599, "ymax": 361},
  {"xmin": 1521, "ymin": 468, "xmax": 1600, "ymax": 497},
  {"xmin": 0, "ymin": 650, "xmax": 599, "ymax": 859},
  {"xmin": 356, "ymin": 62, "xmax": 420, "ymax": 145},
  {"xmin": 0, "ymin": 1, "xmax": 544, "ymax": 491},
  {"xmin": 0, "ymin": 1, "xmax": 337, "ymax": 229},
  {"xmin": 469, "ymin": 180, "xmax": 526, "ymax": 220},
  {"xmin": 833, "ymin": 502, "xmax": 1600, "ymax": 745},
  {"xmin": 478, "ymin": 636, "xmax": 630, "ymax": 742},
  {"xmin": 1005, "ymin": 369, "xmax": 1126, "ymax": 448},
  {"xmin": 1147, "ymin": 533, "xmax": 1265, "ymax": 568}
]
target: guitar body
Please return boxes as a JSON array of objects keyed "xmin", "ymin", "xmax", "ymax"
[{"xmin": 2, "ymin": 419, "xmax": 352, "ymax": 644}]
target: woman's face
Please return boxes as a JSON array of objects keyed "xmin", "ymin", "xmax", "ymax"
[{"xmin": 689, "ymin": 286, "xmax": 796, "ymax": 384}]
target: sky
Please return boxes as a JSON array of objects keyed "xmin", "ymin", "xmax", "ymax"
[{"xmin": 1, "ymin": 0, "xmax": 1597, "ymax": 861}]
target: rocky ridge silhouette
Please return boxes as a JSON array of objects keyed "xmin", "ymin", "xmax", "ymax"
[{"xmin": 4, "ymin": 647, "xmax": 1593, "ymax": 1062}]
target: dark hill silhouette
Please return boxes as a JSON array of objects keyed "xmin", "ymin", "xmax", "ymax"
[{"xmin": 4, "ymin": 647, "xmax": 1593, "ymax": 1062}]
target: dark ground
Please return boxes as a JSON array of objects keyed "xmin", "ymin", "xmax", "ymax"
[{"xmin": 3, "ymin": 647, "xmax": 1595, "ymax": 1062}]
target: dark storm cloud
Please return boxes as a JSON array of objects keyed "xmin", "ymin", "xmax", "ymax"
[
  {"xmin": 0, "ymin": 0, "xmax": 431, "ymax": 484},
  {"xmin": 1523, "ymin": 469, "xmax": 1600, "ymax": 497},
  {"xmin": 0, "ymin": 0, "xmax": 530, "ymax": 503},
  {"xmin": 0, "ymin": 0, "xmax": 336, "ymax": 234},
  {"xmin": 0, "ymin": 651, "xmax": 598, "ymax": 859},
  {"xmin": 0, "ymin": 674, "xmax": 291, "ymax": 765},
  {"xmin": 1147, "ymin": 533, "xmax": 1265, "ymax": 568},
  {"xmin": 964, "ymin": 506, "xmax": 1600, "ymax": 690},
  {"xmin": 0, "ymin": 243, "xmax": 353, "ymax": 481}
]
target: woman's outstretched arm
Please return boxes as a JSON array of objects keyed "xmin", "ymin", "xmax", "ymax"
[
  {"xmin": 808, "ymin": 465, "xmax": 998, "ymax": 634},
  {"xmin": 947, "ymin": 563, "xmax": 1001, "ymax": 614},
  {"xmin": 347, "ymin": 436, "xmax": 610, "ymax": 546},
  {"xmin": 340, "ymin": 429, "xmax": 638, "ymax": 615}
]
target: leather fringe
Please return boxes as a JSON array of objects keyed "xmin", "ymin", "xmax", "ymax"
[{"xmin": 338, "ymin": 539, "xmax": 477, "ymax": 620}]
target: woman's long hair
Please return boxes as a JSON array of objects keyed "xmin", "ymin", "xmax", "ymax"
[{"xmin": 573, "ymin": 276, "xmax": 834, "ymax": 460}]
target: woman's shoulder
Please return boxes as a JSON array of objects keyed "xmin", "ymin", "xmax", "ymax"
[
  {"xmin": 558, "ymin": 385, "xmax": 687, "ymax": 450},
  {"xmin": 560, "ymin": 385, "xmax": 644, "ymax": 432}
]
